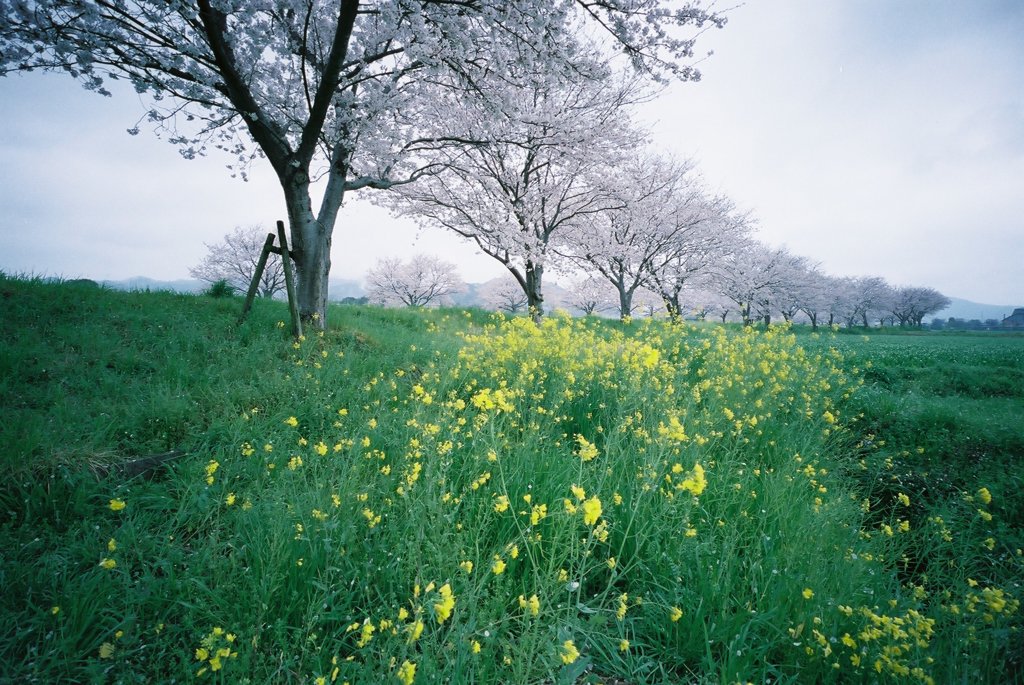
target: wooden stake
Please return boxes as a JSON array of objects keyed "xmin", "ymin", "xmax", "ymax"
[
  {"xmin": 277, "ymin": 220, "xmax": 303, "ymax": 339},
  {"xmin": 237, "ymin": 232, "xmax": 276, "ymax": 325}
]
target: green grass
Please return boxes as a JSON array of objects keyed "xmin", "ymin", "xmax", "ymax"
[{"xmin": 1, "ymin": 274, "xmax": 1021, "ymax": 684}]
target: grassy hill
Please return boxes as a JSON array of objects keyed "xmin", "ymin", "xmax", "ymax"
[{"xmin": 1, "ymin": 274, "xmax": 1021, "ymax": 683}]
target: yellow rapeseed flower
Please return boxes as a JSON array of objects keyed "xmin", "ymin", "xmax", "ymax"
[
  {"xmin": 679, "ymin": 463, "xmax": 706, "ymax": 496},
  {"xmin": 560, "ymin": 639, "xmax": 580, "ymax": 665},
  {"xmin": 576, "ymin": 435, "xmax": 599, "ymax": 462},
  {"xmin": 284, "ymin": 416, "xmax": 299, "ymax": 427},
  {"xmin": 459, "ymin": 560, "xmax": 473, "ymax": 574},
  {"xmin": 530, "ymin": 503, "xmax": 547, "ymax": 525},
  {"xmin": 108, "ymin": 499, "xmax": 126, "ymax": 511},
  {"xmin": 582, "ymin": 496, "xmax": 602, "ymax": 526},
  {"xmin": 434, "ymin": 583, "xmax": 456, "ymax": 624},
  {"xmin": 802, "ymin": 588, "xmax": 814, "ymax": 600},
  {"xmin": 492, "ymin": 557, "xmax": 506, "ymax": 575},
  {"xmin": 670, "ymin": 606, "xmax": 683, "ymax": 622},
  {"xmin": 518, "ymin": 594, "xmax": 540, "ymax": 617},
  {"xmin": 396, "ymin": 660, "xmax": 416, "ymax": 685},
  {"xmin": 99, "ymin": 558, "xmax": 116, "ymax": 570}
]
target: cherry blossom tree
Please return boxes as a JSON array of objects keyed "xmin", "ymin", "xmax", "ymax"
[
  {"xmin": 647, "ymin": 204, "xmax": 749, "ymax": 322},
  {"xmin": 713, "ymin": 242, "xmax": 800, "ymax": 327},
  {"xmin": 0, "ymin": 1, "xmax": 724, "ymax": 327},
  {"xmin": 791, "ymin": 269, "xmax": 837, "ymax": 330},
  {"xmin": 565, "ymin": 275, "xmax": 617, "ymax": 316},
  {"xmin": 890, "ymin": 286, "xmax": 951, "ymax": 327},
  {"xmin": 479, "ymin": 276, "xmax": 529, "ymax": 315},
  {"xmin": 190, "ymin": 224, "xmax": 286, "ymax": 298},
  {"xmin": 760, "ymin": 253, "xmax": 817, "ymax": 325},
  {"xmin": 385, "ymin": 65, "xmax": 646, "ymax": 319},
  {"xmin": 841, "ymin": 276, "xmax": 894, "ymax": 328},
  {"xmin": 365, "ymin": 254, "xmax": 463, "ymax": 307},
  {"xmin": 569, "ymin": 154, "xmax": 695, "ymax": 319}
]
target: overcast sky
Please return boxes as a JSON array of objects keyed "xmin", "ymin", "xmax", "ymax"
[{"xmin": 1, "ymin": 1, "xmax": 1022, "ymax": 304}]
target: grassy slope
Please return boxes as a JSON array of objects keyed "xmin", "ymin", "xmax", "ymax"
[{"xmin": 2, "ymin": 276, "xmax": 1022, "ymax": 684}]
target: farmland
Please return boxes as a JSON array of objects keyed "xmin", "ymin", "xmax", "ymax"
[{"xmin": 1, "ymin": 274, "xmax": 1021, "ymax": 683}]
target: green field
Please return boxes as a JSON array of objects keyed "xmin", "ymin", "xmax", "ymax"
[{"xmin": 2, "ymin": 274, "xmax": 1022, "ymax": 684}]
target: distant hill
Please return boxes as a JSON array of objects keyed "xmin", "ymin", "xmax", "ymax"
[
  {"xmin": 929, "ymin": 297, "xmax": 1020, "ymax": 324},
  {"xmin": 99, "ymin": 276, "xmax": 366, "ymax": 300},
  {"xmin": 100, "ymin": 276, "xmax": 205, "ymax": 293}
]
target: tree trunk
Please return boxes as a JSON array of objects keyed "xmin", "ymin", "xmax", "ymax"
[
  {"xmin": 282, "ymin": 174, "xmax": 335, "ymax": 327},
  {"xmin": 663, "ymin": 294, "xmax": 682, "ymax": 323},
  {"xmin": 525, "ymin": 261, "xmax": 544, "ymax": 322},
  {"xmin": 617, "ymin": 285, "xmax": 633, "ymax": 321}
]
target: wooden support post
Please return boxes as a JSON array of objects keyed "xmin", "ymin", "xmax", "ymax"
[
  {"xmin": 237, "ymin": 232, "xmax": 277, "ymax": 325},
  {"xmin": 277, "ymin": 220, "xmax": 303, "ymax": 339}
]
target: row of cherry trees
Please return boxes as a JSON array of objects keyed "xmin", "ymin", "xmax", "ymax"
[
  {"xmin": 363, "ymin": 247, "xmax": 950, "ymax": 329},
  {"xmin": 560, "ymin": 239, "xmax": 951, "ymax": 328}
]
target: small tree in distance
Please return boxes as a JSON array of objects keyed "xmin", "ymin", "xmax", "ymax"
[
  {"xmin": 480, "ymin": 276, "xmax": 530, "ymax": 315},
  {"xmin": 366, "ymin": 255, "xmax": 465, "ymax": 308},
  {"xmin": 190, "ymin": 225, "xmax": 285, "ymax": 298}
]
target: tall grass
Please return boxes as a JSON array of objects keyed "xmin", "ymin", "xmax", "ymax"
[{"xmin": 1, "ymin": 274, "xmax": 1020, "ymax": 683}]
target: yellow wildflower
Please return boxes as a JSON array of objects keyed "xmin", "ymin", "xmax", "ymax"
[
  {"xmin": 108, "ymin": 499, "xmax": 126, "ymax": 512},
  {"xmin": 284, "ymin": 416, "xmax": 298, "ymax": 427},
  {"xmin": 396, "ymin": 660, "xmax": 416, "ymax": 685},
  {"xmin": 802, "ymin": 588, "xmax": 814, "ymax": 600},
  {"xmin": 99, "ymin": 642, "xmax": 115, "ymax": 659},
  {"xmin": 406, "ymin": 620, "xmax": 424, "ymax": 643},
  {"xmin": 494, "ymin": 495, "xmax": 510, "ymax": 513},
  {"xmin": 459, "ymin": 560, "xmax": 474, "ymax": 574},
  {"xmin": 560, "ymin": 639, "xmax": 580, "ymax": 665},
  {"xmin": 670, "ymin": 606, "xmax": 683, "ymax": 622},
  {"xmin": 434, "ymin": 583, "xmax": 456, "ymax": 624},
  {"xmin": 492, "ymin": 557, "xmax": 506, "ymax": 575},
  {"xmin": 518, "ymin": 594, "xmax": 541, "ymax": 617},
  {"xmin": 582, "ymin": 495, "xmax": 602, "ymax": 526},
  {"xmin": 99, "ymin": 558, "xmax": 116, "ymax": 570},
  {"xmin": 576, "ymin": 435, "xmax": 599, "ymax": 462},
  {"xmin": 679, "ymin": 463, "xmax": 706, "ymax": 496},
  {"xmin": 530, "ymin": 503, "xmax": 547, "ymax": 525}
]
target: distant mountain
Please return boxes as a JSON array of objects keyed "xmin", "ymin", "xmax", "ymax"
[
  {"xmin": 327, "ymin": 278, "xmax": 365, "ymax": 300},
  {"xmin": 101, "ymin": 276, "xmax": 204, "ymax": 293},
  {"xmin": 929, "ymin": 297, "xmax": 1020, "ymax": 324}
]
